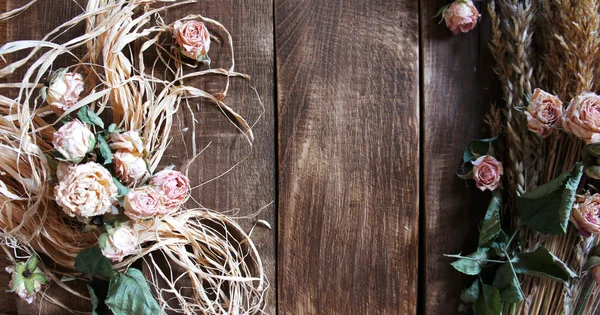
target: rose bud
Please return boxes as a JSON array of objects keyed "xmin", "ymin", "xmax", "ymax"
[
  {"xmin": 43, "ymin": 71, "xmax": 85, "ymax": 112},
  {"xmin": 114, "ymin": 151, "xmax": 148, "ymax": 185},
  {"xmin": 54, "ymin": 162, "xmax": 118, "ymax": 217},
  {"xmin": 52, "ymin": 119, "xmax": 96, "ymax": 163},
  {"xmin": 99, "ymin": 224, "xmax": 139, "ymax": 263},
  {"xmin": 443, "ymin": 0, "xmax": 481, "ymax": 35},
  {"xmin": 173, "ymin": 20, "xmax": 211, "ymax": 62},
  {"xmin": 526, "ymin": 88, "xmax": 563, "ymax": 138},
  {"xmin": 472, "ymin": 155, "xmax": 503, "ymax": 191},
  {"xmin": 149, "ymin": 169, "xmax": 190, "ymax": 210},
  {"xmin": 124, "ymin": 186, "xmax": 168, "ymax": 221},
  {"xmin": 563, "ymin": 92, "xmax": 600, "ymax": 144},
  {"xmin": 109, "ymin": 131, "xmax": 144, "ymax": 154},
  {"xmin": 5, "ymin": 256, "xmax": 49, "ymax": 304},
  {"xmin": 571, "ymin": 193, "xmax": 600, "ymax": 237}
]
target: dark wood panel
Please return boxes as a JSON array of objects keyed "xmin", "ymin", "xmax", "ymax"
[
  {"xmin": 275, "ymin": 1, "xmax": 419, "ymax": 314},
  {"xmin": 2, "ymin": 0, "xmax": 276, "ymax": 314},
  {"xmin": 421, "ymin": 0, "xmax": 500, "ymax": 313}
]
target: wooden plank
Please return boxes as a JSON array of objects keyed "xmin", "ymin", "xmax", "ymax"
[
  {"xmin": 1, "ymin": 0, "xmax": 276, "ymax": 314},
  {"xmin": 421, "ymin": 1, "xmax": 500, "ymax": 313},
  {"xmin": 275, "ymin": 1, "xmax": 419, "ymax": 314}
]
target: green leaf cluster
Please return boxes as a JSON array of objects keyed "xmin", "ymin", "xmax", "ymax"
[{"xmin": 75, "ymin": 248, "xmax": 162, "ymax": 315}]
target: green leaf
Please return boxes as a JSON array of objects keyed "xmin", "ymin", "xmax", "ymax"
[
  {"xmin": 584, "ymin": 256, "xmax": 600, "ymax": 271},
  {"xmin": 105, "ymin": 268, "xmax": 162, "ymax": 315},
  {"xmin": 451, "ymin": 248, "xmax": 489, "ymax": 275},
  {"xmin": 88, "ymin": 284, "xmax": 102, "ymax": 315},
  {"xmin": 517, "ymin": 163, "xmax": 583, "ymax": 235},
  {"xmin": 112, "ymin": 177, "xmax": 130, "ymax": 196},
  {"xmin": 463, "ymin": 136, "xmax": 499, "ymax": 164},
  {"xmin": 108, "ymin": 123, "xmax": 117, "ymax": 133},
  {"xmin": 98, "ymin": 136, "xmax": 112, "ymax": 165},
  {"xmin": 473, "ymin": 283, "xmax": 502, "ymax": 315},
  {"xmin": 460, "ymin": 279, "xmax": 480, "ymax": 304},
  {"xmin": 511, "ymin": 246, "xmax": 577, "ymax": 283},
  {"xmin": 24, "ymin": 279, "xmax": 35, "ymax": 294},
  {"xmin": 78, "ymin": 106, "xmax": 105, "ymax": 129},
  {"xmin": 31, "ymin": 273, "xmax": 49, "ymax": 285},
  {"xmin": 74, "ymin": 248, "xmax": 117, "ymax": 279},
  {"xmin": 26, "ymin": 255, "xmax": 38, "ymax": 272},
  {"xmin": 493, "ymin": 264, "xmax": 525, "ymax": 303},
  {"xmin": 44, "ymin": 154, "xmax": 58, "ymax": 172},
  {"xmin": 479, "ymin": 192, "xmax": 502, "ymax": 248}
]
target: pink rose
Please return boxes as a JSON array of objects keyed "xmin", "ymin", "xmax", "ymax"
[
  {"xmin": 173, "ymin": 20, "xmax": 211, "ymax": 61},
  {"xmin": 113, "ymin": 151, "xmax": 148, "ymax": 185},
  {"xmin": 54, "ymin": 162, "xmax": 118, "ymax": 217},
  {"xmin": 526, "ymin": 88, "xmax": 563, "ymax": 138},
  {"xmin": 52, "ymin": 119, "xmax": 96, "ymax": 163},
  {"xmin": 563, "ymin": 92, "xmax": 600, "ymax": 144},
  {"xmin": 444, "ymin": 1, "xmax": 480, "ymax": 34},
  {"xmin": 149, "ymin": 170, "xmax": 190, "ymax": 210},
  {"xmin": 124, "ymin": 186, "xmax": 168, "ymax": 221},
  {"xmin": 570, "ymin": 193, "xmax": 600, "ymax": 237},
  {"xmin": 472, "ymin": 155, "xmax": 503, "ymax": 191},
  {"xmin": 100, "ymin": 224, "xmax": 138, "ymax": 262},
  {"xmin": 109, "ymin": 131, "xmax": 144, "ymax": 154},
  {"xmin": 45, "ymin": 72, "xmax": 85, "ymax": 111}
]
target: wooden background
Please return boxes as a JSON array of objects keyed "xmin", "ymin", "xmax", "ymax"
[{"xmin": 0, "ymin": 0, "xmax": 501, "ymax": 314}]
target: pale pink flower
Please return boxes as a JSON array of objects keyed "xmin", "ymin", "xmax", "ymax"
[
  {"xmin": 124, "ymin": 186, "xmax": 168, "ymax": 221},
  {"xmin": 100, "ymin": 224, "xmax": 138, "ymax": 262},
  {"xmin": 149, "ymin": 170, "xmax": 190, "ymax": 210},
  {"xmin": 472, "ymin": 155, "xmax": 503, "ymax": 191},
  {"xmin": 563, "ymin": 92, "xmax": 600, "ymax": 144},
  {"xmin": 109, "ymin": 131, "xmax": 144, "ymax": 154},
  {"xmin": 52, "ymin": 119, "xmax": 95, "ymax": 163},
  {"xmin": 526, "ymin": 88, "xmax": 563, "ymax": 138},
  {"xmin": 113, "ymin": 151, "xmax": 148, "ymax": 185},
  {"xmin": 571, "ymin": 193, "xmax": 600, "ymax": 237},
  {"xmin": 174, "ymin": 20, "xmax": 211, "ymax": 61},
  {"xmin": 54, "ymin": 162, "xmax": 118, "ymax": 217},
  {"xmin": 444, "ymin": 1, "xmax": 480, "ymax": 34},
  {"xmin": 45, "ymin": 72, "xmax": 84, "ymax": 111}
]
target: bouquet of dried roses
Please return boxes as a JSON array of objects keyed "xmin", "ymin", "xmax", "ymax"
[
  {"xmin": 443, "ymin": 0, "xmax": 600, "ymax": 314},
  {"xmin": 0, "ymin": 0, "xmax": 266, "ymax": 314}
]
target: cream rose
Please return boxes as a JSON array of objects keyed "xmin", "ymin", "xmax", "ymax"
[
  {"xmin": 109, "ymin": 131, "xmax": 144, "ymax": 154},
  {"xmin": 124, "ymin": 186, "xmax": 167, "ymax": 221},
  {"xmin": 174, "ymin": 20, "xmax": 211, "ymax": 61},
  {"xmin": 444, "ymin": 0, "xmax": 480, "ymax": 34},
  {"xmin": 150, "ymin": 169, "xmax": 190, "ymax": 210},
  {"xmin": 563, "ymin": 92, "xmax": 600, "ymax": 144},
  {"xmin": 472, "ymin": 155, "xmax": 503, "ymax": 191},
  {"xmin": 100, "ymin": 225, "xmax": 138, "ymax": 262},
  {"xmin": 571, "ymin": 193, "xmax": 600, "ymax": 237},
  {"xmin": 45, "ymin": 72, "xmax": 85, "ymax": 111},
  {"xmin": 54, "ymin": 162, "xmax": 118, "ymax": 217},
  {"xmin": 114, "ymin": 151, "xmax": 148, "ymax": 185},
  {"xmin": 526, "ymin": 88, "xmax": 563, "ymax": 138},
  {"xmin": 52, "ymin": 119, "xmax": 96, "ymax": 163}
]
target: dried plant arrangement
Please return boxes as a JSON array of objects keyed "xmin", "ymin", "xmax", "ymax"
[
  {"xmin": 440, "ymin": 0, "xmax": 600, "ymax": 314},
  {"xmin": 0, "ymin": 0, "xmax": 268, "ymax": 314}
]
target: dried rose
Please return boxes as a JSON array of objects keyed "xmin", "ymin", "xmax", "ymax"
[
  {"xmin": 526, "ymin": 88, "xmax": 563, "ymax": 138},
  {"xmin": 5, "ymin": 256, "xmax": 49, "ymax": 304},
  {"xmin": 54, "ymin": 162, "xmax": 118, "ymax": 217},
  {"xmin": 109, "ymin": 131, "xmax": 144, "ymax": 154},
  {"xmin": 173, "ymin": 20, "xmax": 211, "ymax": 62},
  {"xmin": 443, "ymin": 0, "xmax": 480, "ymax": 35},
  {"xmin": 114, "ymin": 151, "xmax": 148, "ymax": 185},
  {"xmin": 44, "ymin": 71, "xmax": 85, "ymax": 112},
  {"xmin": 124, "ymin": 186, "xmax": 168, "ymax": 221},
  {"xmin": 472, "ymin": 155, "xmax": 503, "ymax": 191},
  {"xmin": 100, "ymin": 224, "xmax": 138, "ymax": 262},
  {"xmin": 52, "ymin": 119, "xmax": 96, "ymax": 163},
  {"xmin": 570, "ymin": 193, "xmax": 600, "ymax": 237},
  {"xmin": 563, "ymin": 92, "xmax": 600, "ymax": 144},
  {"xmin": 56, "ymin": 162, "xmax": 74, "ymax": 182},
  {"xmin": 149, "ymin": 169, "xmax": 190, "ymax": 210}
]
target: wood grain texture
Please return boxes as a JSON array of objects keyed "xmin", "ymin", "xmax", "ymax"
[
  {"xmin": 276, "ymin": 1, "xmax": 419, "ymax": 314},
  {"xmin": 421, "ymin": 0, "xmax": 501, "ymax": 313},
  {"xmin": 2, "ymin": 0, "xmax": 276, "ymax": 314}
]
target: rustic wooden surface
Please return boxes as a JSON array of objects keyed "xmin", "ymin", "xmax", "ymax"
[
  {"xmin": 421, "ymin": 0, "xmax": 500, "ymax": 314},
  {"xmin": 275, "ymin": 0, "xmax": 420, "ymax": 314},
  {"xmin": 0, "ymin": 0, "xmax": 504, "ymax": 314}
]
